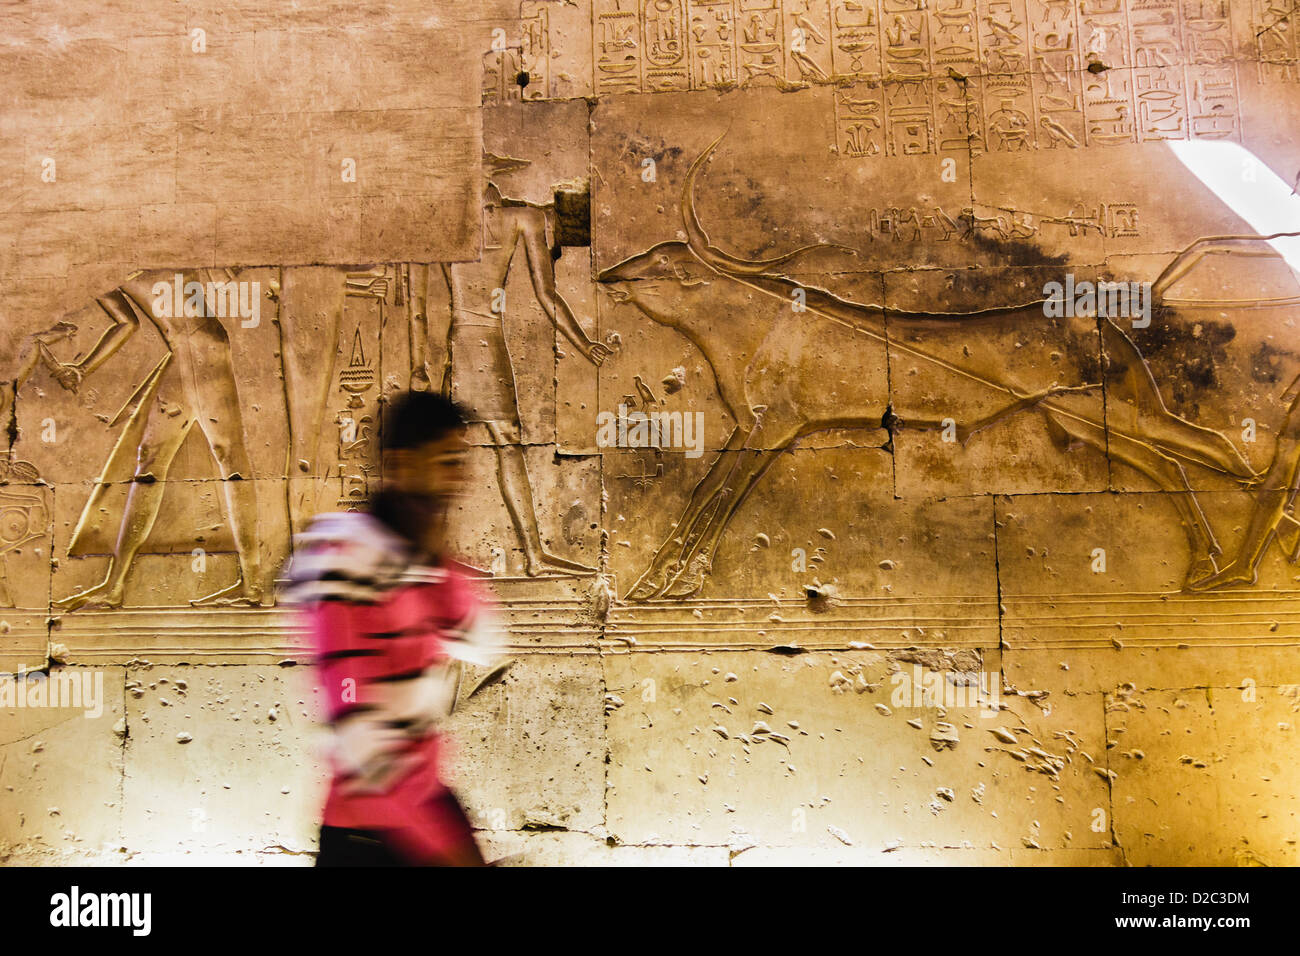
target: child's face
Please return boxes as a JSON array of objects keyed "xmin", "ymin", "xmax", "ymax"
[{"xmin": 388, "ymin": 429, "xmax": 470, "ymax": 503}]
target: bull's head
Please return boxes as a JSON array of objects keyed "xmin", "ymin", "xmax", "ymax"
[{"xmin": 597, "ymin": 242, "xmax": 716, "ymax": 328}]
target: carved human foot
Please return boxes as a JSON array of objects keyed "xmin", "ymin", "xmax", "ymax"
[
  {"xmin": 55, "ymin": 581, "xmax": 124, "ymax": 611},
  {"xmin": 1185, "ymin": 558, "xmax": 1258, "ymax": 592},
  {"xmin": 192, "ymin": 576, "xmax": 264, "ymax": 607},
  {"xmin": 1182, "ymin": 553, "xmax": 1221, "ymax": 590},
  {"xmin": 524, "ymin": 550, "xmax": 596, "ymax": 576}
]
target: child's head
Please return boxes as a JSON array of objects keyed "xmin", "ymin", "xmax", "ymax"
[{"xmin": 380, "ymin": 391, "xmax": 470, "ymax": 505}]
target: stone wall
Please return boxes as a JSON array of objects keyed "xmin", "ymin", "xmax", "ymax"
[{"xmin": 2, "ymin": 0, "xmax": 1299, "ymax": 865}]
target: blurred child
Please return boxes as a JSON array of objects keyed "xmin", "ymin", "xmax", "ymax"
[{"xmin": 283, "ymin": 391, "xmax": 504, "ymax": 866}]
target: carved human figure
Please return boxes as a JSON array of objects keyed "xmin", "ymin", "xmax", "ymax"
[
  {"xmin": 53, "ymin": 269, "xmax": 266, "ymax": 609},
  {"xmin": 422, "ymin": 153, "xmax": 610, "ymax": 576}
]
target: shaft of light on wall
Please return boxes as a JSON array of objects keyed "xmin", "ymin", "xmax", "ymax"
[{"xmin": 1167, "ymin": 141, "xmax": 1300, "ymax": 275}]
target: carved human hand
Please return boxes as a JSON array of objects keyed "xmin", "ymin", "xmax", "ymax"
[
  {"xmin": 584, "ymin": 340, "xmax": 612, "ymax": 366},
  {"xmin": 53, "ymin": 363, "xmax": 82, "ymax": 392}
]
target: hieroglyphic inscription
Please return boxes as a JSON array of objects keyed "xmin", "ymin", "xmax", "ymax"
[
  {"xmin": 738, "ymin": 0, "xmax": 787, "ymax": 84},
  {"xmin": 644, "ymin": 0, "xmax": 692, "ymax": 90},
  {"xmin": 594, "ymin": 0, "xmax": 879, "ymax": 93},
  {"xmin": 835, "ymin": 0, "xmax": 1242, "ymax": 153},
  {"xmin": 337, "ymin": 269, "xmax": 384, "ymax": 510},
  {"xmin": 1178, "ymin": 2, "xmax": 1240, "ymax": 139},
  {"xmin": 484, "ymin": 4, "xmax": 553, "ymax": 103},
  {"xmin": 595, "ymin": 0, "xmax": 646, "ymax": 93},
  {"xmin": 690, "ymin": 0, "xmax": 739, "ymax": 87},
  {"xmin": 976, "ymin": 0, "xmax": 1035, "ymax": 152},
  {"xmin": 856, "ymin": 200, "xmax": 1142, "ymax": 240},
  {"xmin": 510, "ymin": 0, "xmax": 1249, "ymax": 150},
  {"xmin": 1126, "ymin": 0, "xmax": 1188, "ymax": 141},
  {"xmin": 1253, "ymin": 0, "xmax": 1300, "ymax": 80}
]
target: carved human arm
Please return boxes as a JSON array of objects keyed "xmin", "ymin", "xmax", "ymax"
[
  {"xmin": 520, "ymin": 208, "xmax": 610, "ymax": 365},
  {"xmin": 61, "ymin": 290, "xmax": 141, "ymax": 390}
]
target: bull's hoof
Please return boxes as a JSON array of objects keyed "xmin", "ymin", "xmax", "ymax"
[
  {"xmin": 662, "ymin": 553, "xmax": 711, "ymax": 599},
  {"xmin": 625, "ymin": 573, "xmax": 665, "ymax": 602}
]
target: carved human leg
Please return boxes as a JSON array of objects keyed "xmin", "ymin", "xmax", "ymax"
[
  {"xmin": 485, "ymin": 420, "xmax": 594, "ymax": 576},
  {"xmin": 56, "ymin": 376, "xmax": 195, "ymax": 611},
  {"xmin": 408, "ymin": 263, "xmax": 433, "ymax": 392}
]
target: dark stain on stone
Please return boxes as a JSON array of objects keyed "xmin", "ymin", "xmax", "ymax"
[
  {"xmin": 1124, "ymin": 307, "xmax": 1237, "ymax": 409},
  {"xmin": 960, "ymin": 220, "xmax": 1071, "ymax": 268},
  {"xmin": 4, "ymin": 383, "xmax": 16, "ymax": 451},
  {"xmin": 731, "ymin": 176, "xmax": 770, "ymax": 219},
  {"xmin": 881, "ymin": 404, "xmax": 903, "ymax": 436},
  {"xmin": 554, "ymin": 184, "xmax": 591, "ymax": 248},
  {"xmin": 626, "ymin": 138, "xmax": 685, "ymax": 166},
  {"xmin": 1249, "ymin": 340, "xmax": 1295, "ymax": 385},
  {"xmin": 1058, "ymin": 317, "xmax": 1104, "ymax": 385}
]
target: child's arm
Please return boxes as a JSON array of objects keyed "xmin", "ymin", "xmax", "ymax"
[{"xmin": 311, "ymin": 599, "xmax": 413, "ymax": 793}]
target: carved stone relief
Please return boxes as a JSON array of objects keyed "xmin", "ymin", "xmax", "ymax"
[{"xmin": 3, "ymin": 0, "xmax": 1299, "ymax": 865}]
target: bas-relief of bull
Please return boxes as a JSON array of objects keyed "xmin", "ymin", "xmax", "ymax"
[{"xmin": 598, "ymin": 137, "xmax": 1265, "ymax": 602}]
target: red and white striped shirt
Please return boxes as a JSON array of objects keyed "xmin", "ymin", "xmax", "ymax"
[{"xmin": 283, "ymin": 510, "xmax": 503, "ymax": 863}]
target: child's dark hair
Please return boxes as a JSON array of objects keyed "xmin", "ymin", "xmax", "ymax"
[{"xmin": 382, "ymin": 390, "xmax": 468, "ymax": 451}]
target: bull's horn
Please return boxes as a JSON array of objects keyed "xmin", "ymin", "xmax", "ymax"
[{"xmin": 681, "ymin": 132, "xmax": 860, "ymax": 276}]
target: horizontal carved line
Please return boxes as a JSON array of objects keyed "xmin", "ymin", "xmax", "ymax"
[{"xmin": 1005, "ymin": 591, "xmax": 1300, "ymax": 602}]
